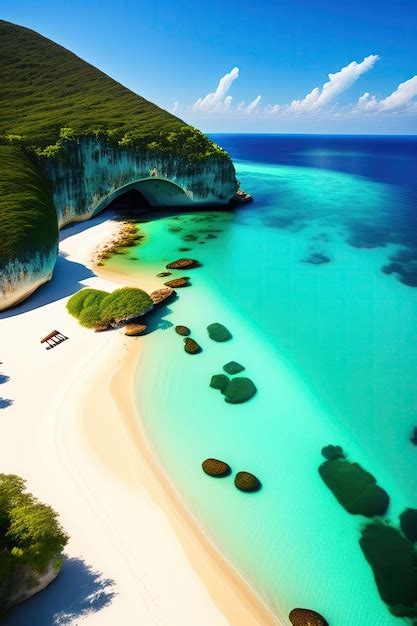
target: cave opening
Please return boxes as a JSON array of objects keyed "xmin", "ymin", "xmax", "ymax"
[{"xmin": 106, "ymin": 188, "xmax": 151, "ymax": 213}]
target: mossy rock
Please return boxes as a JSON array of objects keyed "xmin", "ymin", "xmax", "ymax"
[
  {"xmin": 164, "ymin": 277, "xmax": 190, "ymax": 288},
  {"xmin": 202, "ymin": 458, "xmax": 231, "ymax": 477},
  {"xmin": 184, "ymin": 338, "xmax": 201, "ymax": 354},
  {"xmin": 360, "ymin": 522, "xmax": 417, "ymax": 613},
  {"xmin": 166, "ymin": 258, "xmax": 199, "ymax": 269},
  {"xmin": 207, "ymin": 323, "xmax": 232, "ymax": 342},
  {"xmin": 234, "ymin": 471, "xmax": 261, "ymax": 492},
  {"xmin": 289, "ymin": 608, "xmax": 328, "ymax": 626},
  {"xmin": 319, "ymin": 459, "xmax": 389, "ymax": 516},
  {"xmin": 222, "ymin": 377, "xmax": 257, "ymax": 404},
  {"xmin": 175, "ymin": 325, "xmax": 190, "ymax": 336},
  {"xmin": 210, "ymin": 374, "xmax": 229, "ymax": 391},
  {"xmin": 157, "ymin": 271, "xmax": 171, "ymax": 277},
  {"xmin": 223, "ymin": 361, "xmax": 245, "ymax": 375},
  {"xmin": 321, "ymin": 444, "xmax": 345, "ymax": 461},
  {"xmin": 400, "ymin": 509, "xmax": 417, "ymax": 543}
]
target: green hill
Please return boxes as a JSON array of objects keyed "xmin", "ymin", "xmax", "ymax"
[
  {"xmin": 0, "ymin": 20, "xmax": 233, "ymax": 276},
  {"xmin": 1, "ymin": 20, "xmax": 187, "ymax": 148}
]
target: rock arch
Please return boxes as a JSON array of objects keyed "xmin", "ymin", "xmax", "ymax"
[{"xmin": 94, "ymin": 177, "xmax": 192, "ymax": 214}]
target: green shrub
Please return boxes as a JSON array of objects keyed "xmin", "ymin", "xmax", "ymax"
[
  {"xmin": 78, "ymin": 304, "xmax": 105, "ymax": 329},
  {"xmin": 99, "ymin": 287, "xmax": 153, "ymax": 324},
  {"xmin": 66, "ymin": 288, "xmax": 108, "ymax": 318},
  {"xmin": 0, "ymin": 474, "xmax": 68, "ymax": 577}
]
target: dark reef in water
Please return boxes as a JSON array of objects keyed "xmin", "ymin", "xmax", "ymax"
[
  {"xmin": 382, "ymin": 247, "xmax": 417, "ymax": 287},
  {"xmin": 321, "ymin": 444, "xmax": 345, "ymax": 461},
  {"xmin": 319, "ymin": 457, "xmax": 389, "ymax": 516},
  {"xmin": 400, "ymin": 509, "xmax": 417, "ymax": 543},
  {"xmin": 210, "ymin": 374, "xmax": 229, "ymax": 391},
  {"xmin": 223, "ymin": 361, "xmax": 245, "ymax": 375},
  {"xmin": 222, "ymin": 377, "xmax": 257, "ymax": 404},
  {"xmin": 207, "ymin": 323, "xmax": 232, "ymax": 342},
  {"xmin": 359, "ymin": 522, "xmax": 417, "ymax": 618},
  {"xmin": 302, "ymin": 252, "xmax": 331, "ymax": 265}
]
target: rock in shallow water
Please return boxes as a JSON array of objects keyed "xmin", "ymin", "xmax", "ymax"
[
  {"xmin": 184, "ymin": 338, "xmax": 201, "ymax": 354},
  {"xmin": 175, "ymin": 325, "xmax": 191, "ymax": 336},
  {"xmin": 210, "ymin": 374, "xmax": 229, "ymax": 391},
  {"xmin": 202, "ymin": 458, "xmax": 231, "ymax": 477},
  {"xmin": 234, "ymin": 471, "xmax": 261, "ymax": 492},
  {"xmin": 164, "ymin": 277, "xmax": 190, "ymax": 288},
  {"xmin": 150, "ymin": 287, "xmax": 175, "ymax": 305},
  {"xmin": 222, "ymin": 377, "xmax": 257, "ymax": 403},
  {"xmin": 166, "ymin": 258, "xmax": 199, "ymax": 269},
  {"xmin": 207, "ymin": 322, "xmax": 232, "ymax": 342},
  {"xmin": 223, "ymin": 361, "xmax": 245, "ymax": 375},
  {"xmin": 124, "ymin": 323, "xmax": 147, "ymax": 336},
  {"xmin": 156, "ymin": 271, "xmax": 171, "ymax": 277},
  {"xmin": 289, "ymin": 608, "xmax": 329, "ymax": 626}
]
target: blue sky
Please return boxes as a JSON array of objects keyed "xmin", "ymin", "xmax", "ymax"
[{"xmin": 3, "ymin": 0, "xmax": 417, "ymax": 133}]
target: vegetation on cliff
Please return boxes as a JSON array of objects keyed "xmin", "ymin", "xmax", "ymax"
[
  {"xmin": 0, "ymin": 20, "xmax": 229, "ymax": 163},
  {"xmin": 0, "ymin": 145, "xmax": 57, "ymax": 268},
  {"xmin": 0, "ymin": 474, "xmax": 68, "ymax": 610}
]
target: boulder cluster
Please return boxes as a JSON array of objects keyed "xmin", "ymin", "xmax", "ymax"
[{"xmin": 202, "ymin": 458, "xmax": 261, "ymax": 493}]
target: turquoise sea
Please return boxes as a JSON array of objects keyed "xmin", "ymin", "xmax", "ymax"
[{"xmin": 107, "ymin": 135, "xmax": 417, "ymax": 625}]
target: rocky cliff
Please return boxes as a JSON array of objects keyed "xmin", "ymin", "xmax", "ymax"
[
  {"xmin": 0, "ymin": 139, "xmax": 237, "ymax": 311},
  {"xmin": 42, "ymin": 138, "xmax": 238, "ymax": 227}
]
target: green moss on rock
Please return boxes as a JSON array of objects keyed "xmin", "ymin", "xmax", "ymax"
[
  {"xmin": 319, "ymin": 458, "xmax": 389, "ymax": 516},
  {"xmin": 222, "ymin": 377, "xmax": 257, "ymax": 404},
  {"xmin": 210, "ymin": 374, "xmax": 229, "ymax": 391},
  {"xmin": 207, "ymin": 323, "xmax": 232, "ymax": 342}
]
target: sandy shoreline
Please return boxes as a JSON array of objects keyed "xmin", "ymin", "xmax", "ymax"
[
  {"xmin": 0, "ymin": 213, "xmax": 284, "ymax": 625},
  {"xmin": 83, "ymin": 299, "xmax": 282, "ymax": 625}
]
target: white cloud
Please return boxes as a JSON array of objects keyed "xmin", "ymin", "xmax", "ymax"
[
  {"xmin": 172, "ymin": 101, "xmax": 181, "ymax": 114},
  {"xmin": 288, "ymin": 54, "xmax": 379, "ymax": 113},
  {"xmin": 245, "ymin": 95, "xmax": 261, "ymax": 112},
  {"xmin": 355, "ymin": 75, "xmax": 417, "ymax": 113},
  {"xmin": 380, "ymin": 75, "xmax": 417, "ymax": 110},
  {"xmin": 192, "ymin": 67, "xmax": 239, "ymax": 112}
]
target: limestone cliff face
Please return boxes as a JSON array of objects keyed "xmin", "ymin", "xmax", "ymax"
[
  {"xmin": 0, "ymin": 246, "xmax": 57, "ymax": 311},
  {"xmin": 42, "ymin": 138, "xmax": 238, "ymax": 227},
  {"xmin": 0, "ymin": 138, "xmax": 237, "ymax": 311}
]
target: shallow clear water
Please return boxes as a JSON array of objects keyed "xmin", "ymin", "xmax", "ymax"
[{"xmin": 107, "ymin": 135, "xmax": 417, "ymax": 625}]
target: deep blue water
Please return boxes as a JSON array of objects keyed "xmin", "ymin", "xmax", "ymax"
[{"xmin": 211, "ymin": 133, "xmax": 417, "ymax": 284}]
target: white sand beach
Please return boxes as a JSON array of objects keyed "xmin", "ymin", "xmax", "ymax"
[{"xmin": 0, "ymin": 214, "xmax": 281, "ymax": 626}]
